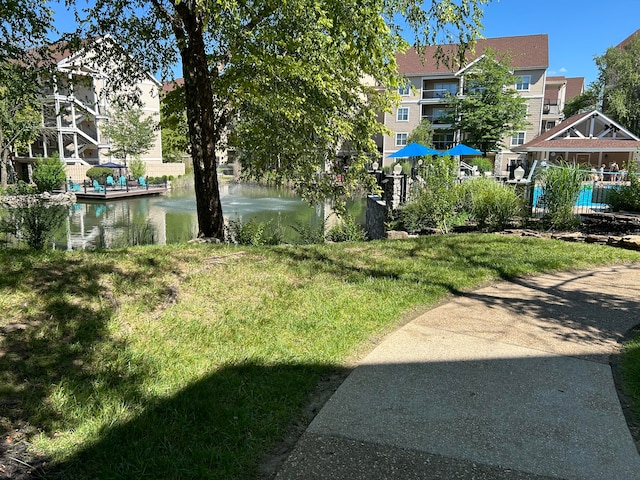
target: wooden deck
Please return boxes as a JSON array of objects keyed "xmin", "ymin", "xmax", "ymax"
[{"xmin": 73, "ymin": 185, "xmax": 167, "ymax": 200}]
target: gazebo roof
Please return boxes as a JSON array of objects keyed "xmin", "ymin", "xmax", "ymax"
[{"xmin": 514, "ymin": 110, "xmax": 640, "ymax": 153}]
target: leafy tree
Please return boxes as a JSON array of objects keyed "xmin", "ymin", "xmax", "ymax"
[
  {"xmin": 596, "ymin": 33, "xmax": 640, "ymax": 136},
  {"xmin": 76, "ymin": 0, "xmax": 490, "ymax": 240},
  {"xmin": 0, "ymin": 63, "xmax": 43, "ymax": 189},
  {"xmin": 32, "ymin": 154, "xmax": 66, "ymax": 192},
  {"xmin": 407, "ymin": 118, "xmax": 435, "ymax": 147},
  {"xmin": 448, "ymin": 48, "xmax": 528, "ymax": 155},
  {"xmin": 129, "ymin": 157, "xmax": 146, "ymax": 179},
  {"xmin": 160, "ymin": 85, "xmax": 190, "ymax": 163},
  {"xmin": 563, "ymin": 85, "xmax": 599, "ymax": 118},
  {"xmin": 101, "ymin": 107, "xmax": 156, "ymax": 166}
]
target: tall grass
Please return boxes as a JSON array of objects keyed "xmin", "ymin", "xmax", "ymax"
[{"xmin": 537, "ymin": 162, "xmax": 588, "ymax": 229}]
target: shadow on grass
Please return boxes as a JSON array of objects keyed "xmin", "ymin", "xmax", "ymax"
[
  {"xmin": 43, "ymin": 362, "xmax": 341, "ymax": 479},
  {"xmin": 0, "ymin": 248, "xmax": 181, "ymax": 475}
]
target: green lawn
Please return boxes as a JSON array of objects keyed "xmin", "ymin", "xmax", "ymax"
[{"xmin": 1, "ymin": 234, "xmax": 639, "ymax": 479}]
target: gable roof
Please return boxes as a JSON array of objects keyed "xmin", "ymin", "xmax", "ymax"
[
  {"xmin": 514, "ymin": 110, "xmax": 640, "ymax": 152},
  {"xmin": 565, "ymin": 77, "xmax": 585, "ymax": 101},
  {"xmin": 397, "ymin": 34, "xmax": 548, "ymax": 75},
  {"xmin": 617, "ymin": 29, "xmax": 640, "ymax": 49}
]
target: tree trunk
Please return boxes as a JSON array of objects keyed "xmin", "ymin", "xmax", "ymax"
[
  {"xmin": 0, "ymin": 130, "xmax": 7, "ymax": 189},
  {"xmin": 175, "ymin": 9, "xmax": 225, "ymax": 240}
]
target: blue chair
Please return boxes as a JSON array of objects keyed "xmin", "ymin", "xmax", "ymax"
[
  {"xmin": 68, "ymin": 179, "xmax": 81, "ymax": 192},
  {"xmin": 118, "ymin": 175, "xmax": 127, "ymax": 187},
  {"xmin": 139, "ymin": 176, "xmax": 147, "ymax": 188},
  {"xmin": 106, "ymin": 175, "xmax": 115, "ymax": 187},
  {"xmin": 93, "ymin": 179, "xmax": 105, "ymax": 192}
]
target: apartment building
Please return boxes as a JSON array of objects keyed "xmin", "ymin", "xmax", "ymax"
[
  {"xmin": 542, "ymin": 76, "xmax": 584, "ymax": 132},
  {"xmin": 381, "ymin": 34, "xmax": 549, "ymax": 175},
  {"xmin": 12, "ymin": 39, "xmax": 163, "ymax": 180}
]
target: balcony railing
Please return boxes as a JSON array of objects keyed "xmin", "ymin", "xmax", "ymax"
[
  {"xmin": 421, "ymin": 115, "xmax": 453, "ymax": 126},
  {"xmin": 422, "ymin": 88, "xmax": 457, "ymax": 100}
]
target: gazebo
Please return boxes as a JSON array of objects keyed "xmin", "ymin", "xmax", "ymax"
[{"xmin": 513, "ymin": 110, "xmax": 640, "ymax": 169}]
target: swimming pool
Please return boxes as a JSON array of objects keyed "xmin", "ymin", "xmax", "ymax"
[{"xmin": 532, "ymin": 184, "xmax": 610, "ymax": 209}]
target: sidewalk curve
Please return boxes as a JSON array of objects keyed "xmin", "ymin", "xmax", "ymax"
[{"xmin": 275, "ymin": 264, "xmax": 640, "ymax": 480}]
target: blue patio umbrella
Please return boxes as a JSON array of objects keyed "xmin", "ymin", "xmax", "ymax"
[
  {"xmin": 388, "ymin": 142, "xmax": 439, "ymax": 158},
  {"xmin": 440, "ymin": 143, "xmax": 482, "ymax": 156}
]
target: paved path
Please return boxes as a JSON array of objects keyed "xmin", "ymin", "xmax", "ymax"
[{"xmin": 275, "ymin": 265, "xmax": 640, "ymax": 479}]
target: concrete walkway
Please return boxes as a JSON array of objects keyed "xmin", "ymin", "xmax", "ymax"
[{"xmin": 275, "ymin": 265, "xmax": 640, "ymax": 480}]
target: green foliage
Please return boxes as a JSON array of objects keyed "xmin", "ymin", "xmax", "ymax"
[
  {"xmin": 325, "ymin": 215, "xmax": 367, "ymax": 242},
  {"xmin": 160, "ymin": 87, "xmax": 189, "ymax": 163},
  {"xmin": 0, "ymin": 61, "xmax": 43, "ymax": 188},
  {"xmin": 0, "ymin": 201, "xmax": 68, "ymax": 250},
  {"xmin": 608, "ymin": 163, "xmax": 640, "ymax": 212},
  {"xmin": 32, "ymin": 154, "xmax": 66, "ymax": 193},
  {"xmin": 596, "ymin": 34, "xmax": 640, "ymax": 136},
  {"xmin": 407, "ymin": 118, "xmax": 435, "ymax": 148},
  {"xmin": 469, "ymin": 157, "xmax": 493, "ymax": 174},
  {"xmin": 86, "ymin": 167, "xmax": 114, "ymax": 181},
  {"xmin": 458, "ymin": 177, "xmax": 521, "ymax": 230},
  {"xmin": 292, "ymin": 221, "xmax": 326, "ymax": 245},
  {"xmin": 449, "ymin": 48, "xmax": 529, "ymax": 154},
  {"xmin": 537, "ymin": 162, "xmax": 588, "ymax": 230},
  {"xmin": 2, "ymin": 180, "xmax": 36, "ymax": 195},
  {"xmin": 563, "ymin": 85, "xmax": 599, "ymax": 117},
  {"xmin": 101, "ymin": 107, "xmax": 156, "ymax": 164},
  {"xmin": 129, "ymin": 157, "xmax": 146, "ymax": 179},
  {"xmin": 226, "ymin": 216, "xmax": 283, "ymax": 246},
  {"xmin": 396, "ymin": 155, "xmax": 461, "ymax": 233}
]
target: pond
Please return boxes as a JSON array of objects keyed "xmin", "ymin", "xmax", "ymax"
[{"xmin": 55, "ymin": 181, "xmax": 365, "ymax": 249}]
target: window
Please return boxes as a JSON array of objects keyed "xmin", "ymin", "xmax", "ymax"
[
  {"xmin": 545, "ymin": 121, "xmax": 556, "ymax": 130},
  {"xmin": 396, "ymin": 133, "xmax": 408, "ymax": 146},
  {"xmin": 434, "ymin": 83, "xmax": 458, "ymax": 98},
  {"xmin": 515, "ymin": 75, "xmax": 531, "ymax": 91},
  {"xmin": 398, "ymin": 82, "xmax": 410, "ymax": 96},
  {"xmin": 510, "ymin": 132, "xmax": 526, "ymax": 146},
  {"xmin": 396, "ymin": 107, "xmax": 409, "ymax": 122},
  {"xmin": 432, "ymin": 108, "xmax": 453, "ymax": 124},
  {"xmin": 433, "ymin": 132, "xmax": 454, "ymax": 150}
]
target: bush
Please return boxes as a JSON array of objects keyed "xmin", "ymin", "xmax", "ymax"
[
  {"xmin": 129, "ymin": 157, "xmax": 146, "ymax": 179},
  {"xmin": 292, "ymin": 220, "xmax": 326, "ymax": 245},
  {"xmin": 0, "ymin": 200, "xmax": 68, "ymax": 250},
  {"xmin": 537, "ymin": 161, "xmax": 588, "ymax": 230},
  {"xmin": 32, "ymin": 154, "xmax": 66, "ymax": 193},
  {"xmin": 2, "ymin": 181, "xmax": 36, "ymax": 195},
  {"xmin": 395, "ymin": 155, "xmax": 460, "ymax": 234},
  {"xmin": 86, "ymin": 167, "xmax": 114, "ymax": 181},
  {"xmin": 608, "ymin": 164, "xmax": 640, "ymax": 212},
  {"xmin": 226, "ymin": 216, "xmax": 283, "ymax": 246},
  {"xmin": 459, "ymin": 177, "xmax": 521, "ymax": 230},
  {"xmin": 469, "ymin": 157, "xmax": 494, "ymax": 174},
  {"xmin": 325, "ymin": 215, "xmax": 366, "ymax": 242}
]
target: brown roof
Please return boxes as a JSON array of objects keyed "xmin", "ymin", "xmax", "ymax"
[
  {"xmin": 517, "ymin": 111, "xmax": 640, "ymax": 151},
  {"xmin": 397, "ymin": 34, "xmax": 548, "ymax": 75},
  {"xmin": 617, "ymin": 29, "xmax": 640, "ymax": 49},
  {"xmin": 565, "ymin": 77, "xmax": 584, "ymax": 101},
  {"xmin": 162, "ymin": 78, "xmax": 184, "ymax": 94}
]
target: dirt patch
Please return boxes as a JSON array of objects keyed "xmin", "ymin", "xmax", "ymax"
[{"xmin": 0, "ymin": 422, "xmax": 48, "ymax": 480}]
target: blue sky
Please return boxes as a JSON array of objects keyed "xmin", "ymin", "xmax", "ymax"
[
  {"xmin": 51, "ymin": 0, "xmax": 638, "ymax": 84},
  {"xmin": 479, "ymin": 0, "xmax": 638, "ymax": 85}
]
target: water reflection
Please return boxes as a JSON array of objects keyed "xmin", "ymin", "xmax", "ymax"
[{"xmin": 57, "ymin": 182, "xmax": 364, "ymax": 250}]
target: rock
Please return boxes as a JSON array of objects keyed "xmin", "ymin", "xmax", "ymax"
[
  {"xmin": 620, "ymin": 235, "xmax": 640, "ymax": 250},
  {"xmin": 385, "ymin": 230, "xmax": 409, "ymax": 240}
]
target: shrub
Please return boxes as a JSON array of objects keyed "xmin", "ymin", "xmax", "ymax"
[
  {"xmin": 86, "ymin": 167, "xmax": 114, "ymax": 181},
  {"xmin": 32, "ymin": 154, "xmax": 66, "ymax": 192},
  {"xmin": 469, "ymin": 157, "xmax": 494, "ymax": 174},
  {"xmin": 0, "ymin": 200, "xmax": 68, "ymax": 250},
  {"xmin": 395, "ymin": 155, "xmax": 460, "ymax": 234},
  {"xmin": 537, "ymin": 161, "xmax": 588, "ymax": 230},
  {"xmin": 608, "ymin": 163, "xmax": 640, "ymax": 212},
  {"xmin": 325, "ymin": 215, "xmax": 367, "ymax": 242},
  {"xmin": 129, "ymin": 157, "xmax": 146, "ymax": 179},
  {"xmin": 292, "ymin": 220, "xmax": 326, "ymax": 245},
  {"xmin": 3, "ymin": 180, "xmax": 36, "ymax": 195},
  {"xmin": 226, "ymin": 216, "xmax": 283, "ymax": 246},
  {"xmin": 459, "ymin": 177, "xmax": 521, "ymax": 230}
]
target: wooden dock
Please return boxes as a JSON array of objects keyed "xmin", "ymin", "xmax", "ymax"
[{"xmin": 73, "ymin": 185, "xmax": 167, "ymax": 200}]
